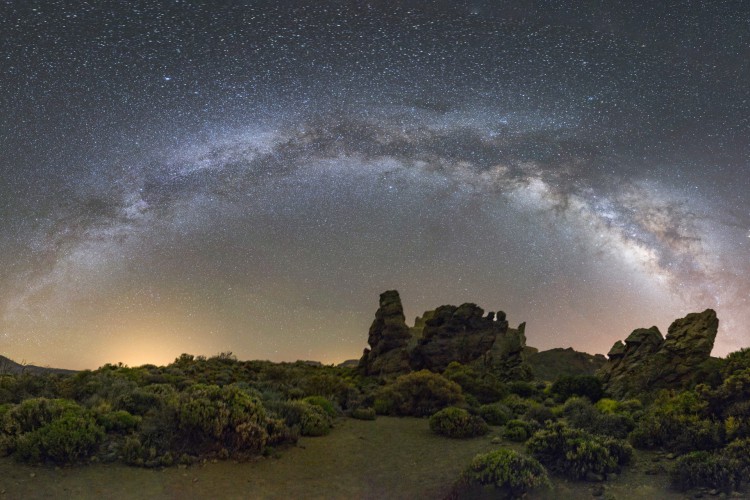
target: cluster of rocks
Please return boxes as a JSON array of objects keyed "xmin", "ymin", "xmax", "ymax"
[
  {"xmin": 359, "ymin": 290, "xmax": 531, "ymax": 380},
  {"xmin": 358, "ymin": 291, "xmax": 722, "ymax": 393},
  {"xmin": 598, "ymin": 309, "xmax": 719, "ymax": 398}
]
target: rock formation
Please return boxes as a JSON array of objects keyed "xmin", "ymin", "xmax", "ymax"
[
  {"xmin": 358, "ymin": 290, "xmax": 412, "ymax": 376},
  {"xmin": 410, "ymin": 304, "xmax": 506, "ymax": 372},
  {"xmin": 598, "ymin": 309, "xmax": 718, "ymax": 398},
  {"xmin": 359, "ymin": 291, "xmax": 531, "ymax": 380}
]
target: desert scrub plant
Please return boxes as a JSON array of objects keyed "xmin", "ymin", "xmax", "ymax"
[
  {"xmin": 502, "ymin": 419, "xmax": 531, "ymax": 442},
  {"xmin": 429, "ymin": 407, "xmax": 489, "ymax": 438},
  {"xmin": 1, "ymin": 398, "xmax": 104, "ymax": 463},
  {"xmin": 498, "ymin": 394, "xmax": 535, "ymax": 418},
  {"xmin": 14, "ymin": 413, "xmax": 104, "ymax": 463},
  {"xmin": 594, "ymin": 398, "xmax": 620, "ymax": 414},
  {"xmin": 456, "ymin": 448, "xmax": 550, "ymax": 498},
  {"xmin": 670, "ymin": 451, "xmax": 743, "ymax": 493},
  {"xmin": 298, "ymin": 403, "xmax": 331, "ymax": 436},
  {"xmin": 526, "ymin": 422, "xmax": 632, "ymax": 480},
  {"xmin": 97, "ymin": 410, "xmax": 141, "ymax": 433},
  {"xmin": 563, "ymin": 396, "xmax": 634, "ymax": 439},
  {"xmin": 523, "ymin": 401, "xmax": 556, "ymax": 425},
  {"xmin": 442, "ymin": 362, "xmax": 508, "ymax": 404},
  {"xmin": 265, "ymin": 400, "xmax": 332, "ymax": 436},
  {"xmin": 174, "ymin": 384, "xmax": 271, "ymax": 453},
  {"xmin": 373, "ymin": 370, "xmax": 464, "ymax": 417},
  {"xmin": 302, "ymin": 396, "xmax": 337, "ymax": 417},
  {"xmin": 724, "ymin": 438, "xmax": 750, "ymax": 469},
  {"xmin": 629, "ymin": 390, "xmax": 721, "ymax": 453},
  {"xmin": 478, "ymin": 403, "xmax": 511, "ymax": 426},
  {"xmin": 350, "ymin": 407, "xmax": 376, "ymax": 420}
]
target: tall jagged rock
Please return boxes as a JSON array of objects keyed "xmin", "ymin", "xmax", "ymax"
[
  {"xmin": 485, "ymin": 322, "xmax": 533, "ymax": 381},
  {"xmin": 358, "ymin": 290, "xmax": 412, "ymax": 376},
  {"xmin": 599, "ymin": 309, "xmax": 718, "ymax": 398}
]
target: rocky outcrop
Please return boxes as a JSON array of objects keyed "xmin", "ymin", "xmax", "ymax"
[
  {"xmin": 484, "ymin": 322, "xmax": 533, "ymax": 381},
  {"xmin": 358, "ymin": 290, "xmax": 412, "ymax": 376},
  {"xmin": 598, "ymin": 309, "xmax": 718, "ymax": 398},
  {"xmin": 359, "ymin": 291, "xmax": 531, "ymax": 380},
  {"xmin": 410, "ymin": 304, "xmax": 507, "ymax": 372}
]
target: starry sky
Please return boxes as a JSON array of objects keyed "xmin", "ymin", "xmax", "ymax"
[{"xmin": 1, "ymin": 1, "xmax": 748, "ymax": 369}]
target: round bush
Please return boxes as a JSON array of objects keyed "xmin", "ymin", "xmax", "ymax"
[
  {"xmin": 479, "ymin": 403, "xmax": 511, "ymax": 426},
  {"xmin": 458, "ymin": 448, "xmax": 550, "ymax": 498},
  {"xmin": 98, "ymin": 410, "xmax": 141, "ymax": 433},
  {"xmin": 14, "ymin": 413, "xmax": 104, "ymax": 463},
  {"xmin": 299, "ymin": 403, "xmax": 331, "ymax": 436},
  {"xmin": 526, "ymin": 422, "xmax": 631, "ymax": 480},
  {"xmin": 1, "ymin": 398, "xmax": 105, "ymax": 463},
  {"xmin": 429, "ymin": 407, "xmax": 489, "ymax": 438},
  {"xmin": 670, "ymin": 451, "xmax": 743, "ymax": 493},
  {"xmin": 373, "ymin": 370, "xmax": 464, "ymax": 417},
  {"xmin": 265, "ymin": 400, "xmax": 332, "ymax": 437},
  {"xmin": 502, "ymin": 419, "xmax": 531, "ymax": 442},
  {"xmin": 303, "ymin": 396, "xmax": 337, "ymax": 417},
  {"xmin": 173, "ymin": 384, "xmax": 271, "ymax": 453}
]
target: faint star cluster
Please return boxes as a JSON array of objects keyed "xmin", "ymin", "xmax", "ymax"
[{"xmin": 0, "ymin": 1, "xmax": 747, "ymax": 368}]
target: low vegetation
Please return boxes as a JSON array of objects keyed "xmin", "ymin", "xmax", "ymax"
[
  {"xmin": 429, "ymin": 407, "xmax": 488, "ymax": 438},
  {"xmin": 456, "ymin": 448, "xmax": 550, "ymax": 498},
  {"xmin": 0, "ymin": 345, "xmax": 748, "ymax": 497}
]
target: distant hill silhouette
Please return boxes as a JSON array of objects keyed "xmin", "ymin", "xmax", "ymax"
[
  {"xmin": 525, "ymin": 347, "xmax": 607, "ymax": 381},
  {"xmin": 0, "ymin": 355, "xmax": 76, "ymax": 375}
]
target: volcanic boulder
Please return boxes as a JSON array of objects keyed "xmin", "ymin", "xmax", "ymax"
[
  {"xmin": 598, "ymin": 309, "xmax": 718, "ymax": 398},
  {"xmin": 410, "ymin": 304, "xmax": 506, "ymax": 372}
]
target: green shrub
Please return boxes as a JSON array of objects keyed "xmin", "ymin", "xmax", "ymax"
[
  {"xmin": 265, "ymin": 400, "xmax": 332, "ymax": 437},
  {"xmin": 479, "ymin": 403, "xmax": 511, "ymax": 426},
  {"xmin": 564, "ymin": 396, "xmax": 633, "ymax": 439},
  {"xmin": 457, "ymin": 448, "xmax": 550, "ymax": 498},
  {"xmin": 599, "ymin": 436, "xmax": 634, "ymax": 466},
  {"xmin": 302, "ymin": 396, "xmax": 337, "ymax": 417},
  {"xmin": 524, "ymin": 402, "xmax": 555, "ymax": 425},
  {"xmin": 373, "ymin": 370, "xmax": 464, "ymax": 417},
  {"xmin": 1, "ymin": 398, "xmax": 106, "ymax": 463},
  {"xmin": 351, "ymin": 407, "xmax": 376, "ymax": 421},
  {"xmin": 98, "ymin": 410, "xmax": 141, "ymax": 433},
  {"xmin": 502, "ymin": 419, "xmax": 531, "ymax": 442},
  {"xmin": 670, "ymin": 451, "xmax": 743, "ymax": 493},
  {"xmin": 526, "ymin": 422, "xmax": 631, "ymax": 480},
  {"xmin": 443, "ymin": 362, "xmax": 508, "ymax": 404},
  {"xmin": 171, "ymin": 384, "xmax": 272, "ymax": 454},
  {"xmin": 550, "ymin": 375, "xmax": 603, "ymax": 402},
  {"xmin": 629, "ymin": 391, "xmax": 721, "ymax": 453},
  {"xmin": 724, "ymin": 438, "xmax": 750, "ymax": 469},
  {"xmin": 1, "ymin": 398, "xmax": 81, "ymax": 436},
  {"xmin": 500, "ymin": 394, "xmax": 534, "ymax": 417},
  {"xmin": 15, "ymin": 414, "xmax": 103, "ymax": 463},
  {"xmin": 595, "ymin": 398, "xmax": 619, "ymax": 414},
  {"xmin": 429, "ymin": 407, "xmax": 489, "ymax": 438},
  {"xmin": 298, "ymin": 403, "xmax": 331, "ymax": 436}
]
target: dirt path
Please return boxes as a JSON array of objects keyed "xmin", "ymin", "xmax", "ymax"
[{"xmin": 0, "ymin": 417, "xmax": 691, "ymax": 499}]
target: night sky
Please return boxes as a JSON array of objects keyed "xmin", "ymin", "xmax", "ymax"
[{"xmin": 1, "ymin": 1, "xmax": 748, "ymax": 369}]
